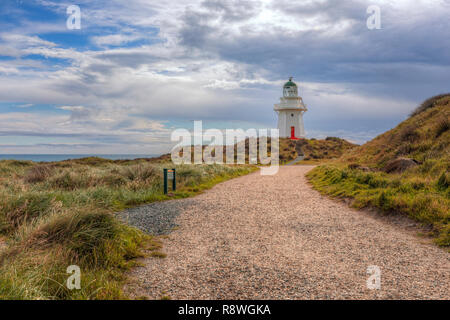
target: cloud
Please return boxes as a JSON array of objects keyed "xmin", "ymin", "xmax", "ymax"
[
  {"xmin": 0, "ymin": 0, "xmax": 449, "ymax": 153},
  {"xmin": 91, "ymin": 34, "xmax": 145, "ymax": 47}
]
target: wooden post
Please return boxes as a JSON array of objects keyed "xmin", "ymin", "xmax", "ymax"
[
  {"xmin": 163, "ymin": 168, "xmax": 168, "ymax": 194},
  {"xmin": 172, "ymin": 168, "xmax": 176, "ymax": 191}
]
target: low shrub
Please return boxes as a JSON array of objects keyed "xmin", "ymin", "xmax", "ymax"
[
  {"xmin": 435, "ymin": 117, "xmax": 449, "ymax": 138},
  {"xmin": 399, "ymin": 125, "xmax": 420, "ymax": 143},
  {"xmin": 0, "ymin": 193, "xmax": 56, "ymax": 232},
  {"xmin": 24, "ymin": 165, "xmax": 54, "ymax": 183},
  {"xmin": 410, "ymin": 94, "xmax": 450, "ymax": 117},
  {"xmin": 49, "ymin": 172, "xmax": 92, "ymax": 190},
  {"xmin": 436, "ymin": 172, "xmax": 449, "ymax": 191},
  {"xmin": 122, "ymin": 164, "xmax": 158, "ymax": 182}
]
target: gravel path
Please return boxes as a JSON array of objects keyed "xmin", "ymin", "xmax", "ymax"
[
  {"xmin": 286, "ymin": 155, "xmax": 304, "ymax": 166},
  {"xmin": 120, "ymin": 199, "xmax": 195, "ymax": 235},
  {"xmin": 124, "ymin": 166, "xmax": 449, "ymax": 300}
]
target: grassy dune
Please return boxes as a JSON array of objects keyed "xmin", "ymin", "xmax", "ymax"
[
  {"xmin": 278, "ymin": 137, "xmax": 357, "ymax": 164},
  {"xmin": 307, "ymin": 95, "xmax": 450, "ymax": 246},
  {"xmin": 0, "ymin": 158, "xmax": 256, "ymax": 299},
  {"xmin": 298, "ymin": 137, "xmax": 357, "ymax": 162}
]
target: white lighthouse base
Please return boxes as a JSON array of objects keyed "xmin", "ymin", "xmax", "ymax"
[{"xmin": 277, "ymin": 110, "xmax": 306, "ymax": 139}]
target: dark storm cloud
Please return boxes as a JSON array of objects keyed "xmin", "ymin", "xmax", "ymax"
[
  {"xmin": 202, "ymin": 0, "xmax": 263, "ymax": 22},
  {"xmin": 178, "ymin": 0, "xmax": 450, "ymax": 101}
]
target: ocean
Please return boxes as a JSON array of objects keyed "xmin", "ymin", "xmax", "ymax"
[{"xmin": 0, "ymin": 154, "xmax": 159, "ymax": 162}]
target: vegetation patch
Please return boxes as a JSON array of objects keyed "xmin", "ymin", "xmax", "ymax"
[
  {"xmin": 299, "ymin": 137, "xmax": 357, "ymax": 162},
  {"xmin": 0, "ymin": 158, "xmax": 256, "ymax": 299},
  {"xmin": 276, "ymin": 137, "xmax": 357, "ymax": 164},
  {"xmin": 307, "ymin": 96, "xmax": 450, "ymax": 246}
]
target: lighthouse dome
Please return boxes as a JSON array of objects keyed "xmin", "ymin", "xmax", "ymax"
[
  {"xmin": 283, "ymin": 77, "xmax": 298, "ymax": 97},
  {"xmin": 283, "ymin": 78, "xmax": 297, "ymax": 88}
]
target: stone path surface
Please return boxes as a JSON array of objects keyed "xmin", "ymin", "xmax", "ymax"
[
  {"xmin": 125, "ymin": 166, "xmax": 449, "ymax": 300},
  {"xmin": 286, "ymin": 155, "xmax": 304, "ymax": 166}
]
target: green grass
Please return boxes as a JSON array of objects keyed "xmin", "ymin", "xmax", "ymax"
[
  {"xmin": 307, "ymin": 165, "xmax": 449, "ymax": 246},
  {"xmin": 306, "ymin": 96, "xmax": 450, "ymax": 247},
  {"xmin": 0, "ymin": 159, "xmax": 256, "ymax": 299}
]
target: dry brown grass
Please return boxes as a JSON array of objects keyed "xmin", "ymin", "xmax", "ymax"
[
  {"xmin": 0, "ymin": 159, "xmax": 255, "ymax": 299},
  {"xmin": 24, "ymin": 165, "xmax": 54, "ymax": 183},
  {"xmin": 300, "ymin": 137, "xmax": 357, "ymax": 161},
  {"xmin": 410, "ymin": 93, "xmax": 450, "ymax": 117}
]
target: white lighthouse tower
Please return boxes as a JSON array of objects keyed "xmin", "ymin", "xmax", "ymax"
[{"xmin": 274, "ymin": 77, "xmax": 307, "ymax": 139}]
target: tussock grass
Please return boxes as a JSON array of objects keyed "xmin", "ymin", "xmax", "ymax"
[
  {"xmin": 307, "ymin": 97, "xmax": 450, "ymax": 246},
  {"xmin": 435, "ymin": 117, "xmax": 449, "ymax": 138},
  {"xmin": 299, "ymin": 137, "xmax": 357, "ymax": 161},
  {"xmin": 276, "ymin": 137, "xmax": 356, "ymax": 164},
  {"xmin": 410, "ymin": 93, "xmax": 450, "ymax": 117},
  {"xmin": 24, "ymin": 165, "xmax": 54, "ymax": 183},
  {"xmin": 0, "ymin": 159, "xmax": 256, "ymax": 299}
]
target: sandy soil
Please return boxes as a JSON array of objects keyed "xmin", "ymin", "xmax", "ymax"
[{"xmin": 125, "ymin": 166, "xmax": 449, "ymax": 300}]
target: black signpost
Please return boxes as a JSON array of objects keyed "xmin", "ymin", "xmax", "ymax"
[{"xmin": 163, "ymin": 168, "xmax": 176, "ymax": 194}]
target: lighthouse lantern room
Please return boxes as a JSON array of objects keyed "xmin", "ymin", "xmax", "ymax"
[{"xmin": 274, "ymin": 77, "xmax": 307, "ymax": 139}]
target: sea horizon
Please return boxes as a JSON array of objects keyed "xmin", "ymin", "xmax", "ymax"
[{"xmin": 0, "ymin": 154, "xmax": 161, "ymax": 162}]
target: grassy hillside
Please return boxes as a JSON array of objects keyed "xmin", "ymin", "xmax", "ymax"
[
  {"xmin": 127, "ymin": 137, "xmax": 355, "ymax": 166},
  {"xmin": 279, "ymin": 137, "xmax": 357, "ymax": 163},
  {"xmin": 0, "ymin": 158, "xmax": 255, "ymax": 299},
  {"xmin": 307, "ymin": 94, "xmax": 450, "ymax": 246},
  {"xmin": 298, "ymin": 137, "xmax": 357, "ymax": 161}
]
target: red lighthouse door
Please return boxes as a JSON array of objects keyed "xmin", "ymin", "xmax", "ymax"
[{"xmin": 290, "ymin": 126, "xmax": 295, "ymax": 139}]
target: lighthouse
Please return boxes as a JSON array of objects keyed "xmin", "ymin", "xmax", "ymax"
[{"xmin": 274, "ymin": 77, "xmax": 307, "ymax": 139}]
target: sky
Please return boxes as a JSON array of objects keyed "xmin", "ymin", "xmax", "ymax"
[{"xmin": 0, "ymin": 0, "xmax": 449, "ymax": 155}]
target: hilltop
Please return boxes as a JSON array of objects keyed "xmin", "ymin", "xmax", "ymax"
[
  {"xmin": 307, "ymin": 94, "xmax": 450, "ymax": 246},
  {"xmin": 161, "ymin": 136, "xmax": 356, "ymax": 165},
  {"xmin": 294, "ymin": 137, "xmax": 357, "ymax": 162},
  {"xmin": 341, "ymin": 94, "xmax": 450, "ymax": 170}
]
